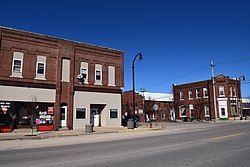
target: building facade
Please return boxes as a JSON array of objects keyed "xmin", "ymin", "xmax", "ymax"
[
  {"xmin": 173, "ymin": 74, "xmax": 242, "ymax": 121},
  {"xmin": 242, "ymin": 98, "xmax": 250, "ymax": 117},
  {"xmin": 122, "ymin": 91, "xmax": 174, "ymax": 122},
  {"xmin": 0, "ymin": 26, "xmax": 124, "ymax": 130}
]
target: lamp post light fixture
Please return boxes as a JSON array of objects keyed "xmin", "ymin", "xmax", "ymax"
[
  {"xmin": 132, "ymin": 53, "xmax": 143, "ymax": 121},
  {"xmin": 238, "ymin": 75, "xmax": 246, "ymax": 120}
]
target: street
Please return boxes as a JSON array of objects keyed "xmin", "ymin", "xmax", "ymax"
[{"xmin": 0, "ymin": 122, "xmax": 249, "ymax": 167}]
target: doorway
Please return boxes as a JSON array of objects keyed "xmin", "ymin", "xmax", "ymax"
[
  {"xmin": 90, "ymin": 108, "xmax": 99, "ymax": 127},
  {"xmin": 60, "ymin": 106, "xmax": 67, "ymax": 127},
  {"xmin": 218, "ymin": 100, "xmax": 228, "ymax": 119}
]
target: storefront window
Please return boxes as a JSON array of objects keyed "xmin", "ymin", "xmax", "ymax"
[{"xmin": 110, "ymin": 109, "xmax": 118, "ymax": 118}]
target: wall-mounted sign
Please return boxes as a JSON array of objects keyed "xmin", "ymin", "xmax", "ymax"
[
  {"xmin": 153, "ymin": 104, "xmax": 159, "ymax": 111},
  {"xmin": 0, "ymin": 102, "xmax": 11, "ymax": 114},
  {"xmin": 47, "ymin": 107, "xmax": 54, "ymax": 115}
]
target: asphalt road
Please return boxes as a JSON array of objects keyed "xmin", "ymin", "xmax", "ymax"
[{"xmin": 0, "ymin": 122, "xmax": 249, "ymax": 167}]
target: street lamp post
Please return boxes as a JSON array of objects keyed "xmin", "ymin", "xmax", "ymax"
[
  {"xmin": 132, "ymin": 53, "xmax": 143, "ymax": 120},
  {"xmin": 238, "ymin": 75, "xmax": 246, "ymax": 120}
]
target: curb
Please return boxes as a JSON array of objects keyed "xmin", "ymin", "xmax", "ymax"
[{"xmin": 0, "ymin": 127, "xmax": 163, "ymax": 141}]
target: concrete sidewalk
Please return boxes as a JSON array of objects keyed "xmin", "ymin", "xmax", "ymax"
[
  {"xmin": 0, "ymin": 125, "xmax": 161, "ymax": 141},
  {"xmin": 1, "ymin": 120, "xmax": 249, "ymax": 141}
]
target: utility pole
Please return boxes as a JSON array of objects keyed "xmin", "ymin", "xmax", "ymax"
[
  {"xmin": 140, "ymin": 87, "xmax": 146, "ymax": 122},
  {"xmin": 210, "ymin": 61, "xmax": 217, "ymax": 122}
]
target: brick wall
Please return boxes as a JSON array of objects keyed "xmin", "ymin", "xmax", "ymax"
[{"xmin": 0, "ymin": 26, "xmax": 124, "ymax": 129}]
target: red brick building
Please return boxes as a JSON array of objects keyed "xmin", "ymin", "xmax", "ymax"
[
  {"xmin": 0, "ymin": 26, "xmax": 124, "ymax": 130},
  {"xmin": 122, "ymin": 91, "xmax": 174, "ymax": 122},
  {"xmin": 173, "ymin": 74, "xmax": 242, "ymax": 121}
]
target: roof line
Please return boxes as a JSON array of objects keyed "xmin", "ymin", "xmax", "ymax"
[{"xmin": 0, "ymin": 25, "xmax": 124, "ymax": 53}]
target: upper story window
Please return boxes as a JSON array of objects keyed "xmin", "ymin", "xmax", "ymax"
[
  {"xmin": 196, "ymin": 89, "xmax": 201, "ymax": 99},
  {"xmin": 35, "ymin": 55, "xmax": 46, "ymax": 80},
  {"xmin": 80, "ymin": 62, "xmax": 88, "ymax": 84},
  {"xmin": 108, "ymin": 66, "xmax": 115, "ymax": 86},
  {"xmin": 203, "ymin": 88, "xmax": 208, "ymax": 98},
  {"xmin": 61, "ymin": 59, "xmax": 70, "ymax": 82},
  {"xmin": 37, "ymin": 63, "xmax": 45, "ymax": 74},
  {"xmin": 95, "ymin": 64, "xmax": 102, "ymax": 85},
  {"xmin": 180, "ymin": 91, "xmax": 184, "ymax": 100},
  {"xmin": 219, "ymin": 86, "xmax": 225, "ymax": 97},
  {"xmin": 11, "ymin": 52, "xmax": 24, "ymax": 78},
  {"xmin": 188, "ymin": 90, "xmax": 193, "ymax": 99},
  {"xmin": 230, "ymin": 87, "xmax": 236, "ymax": 97},
  {"xmin": 13, "ymin": 59, "xmax": 22, "ymax": 72},
  {"xmin": 96, "ymin": 70, "xmax": 101, "ymax": 80}
]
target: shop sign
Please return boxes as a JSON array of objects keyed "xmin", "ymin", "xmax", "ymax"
[
  {"xmin": 0, "ymin": 102, "xmax": 11, "ymax": 114},
  {"xmin": 47, "ymin": 107, "xmax": 54, "ymax": 115}
]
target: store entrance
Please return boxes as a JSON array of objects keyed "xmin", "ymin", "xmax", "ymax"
[{"xmin": 90, "ymin": 104, "xmax": 106, "ymax": 127}]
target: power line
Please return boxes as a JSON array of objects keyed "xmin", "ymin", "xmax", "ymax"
[
  {"xmin": 141, "ymin": 64, "xmax": 209, "ymax": 89},
  {"xmin": 139, "ymin": 57, "xmax": 250, "ymax": 90},
  {"xmin": 242, "ymin": 81, "xmax": 250, "ymax": 84},
  {"xmin": 216, "ymin": 57, "xmax": 250, "ymax": 65}
]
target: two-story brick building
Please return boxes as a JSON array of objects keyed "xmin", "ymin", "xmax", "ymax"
[
  {"xmin": 122, "ymin": 91, "xmax": 174, "ymax": 122},
  {"xmin": 0, "ymin": 26, "xmax": 124, "ymax": 130},
  {"xmin": 173, "ymin": 74, "xmax": 242, "ymax": 121}
]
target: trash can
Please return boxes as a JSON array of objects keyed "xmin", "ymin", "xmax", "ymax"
[
  {"xmin": 85, "ymin": 124, "xmax": 93, "ymax": 133},
  {"xmin": 127, "ymin": 119, "xmax": 134, "ymax": 129}
]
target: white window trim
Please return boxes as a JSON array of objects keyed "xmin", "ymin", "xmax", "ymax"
[
  {"xmin": 203, "ymin": 88, "xmax": 208, "ymax": 98},
  {"xmin": 179, "ymin": 105, "xmax": 186, "ymax": 118},
  {"xmin": 219, "ymin": 86, "xmax": 225, "ymax": 97},
  {"xmin": 196, "ymin": 89, "xmax": 201, "ymax": 99},
  {"xmin": 180, "ymin": 91, "xmax": 184, "ymax": 100},
  {"xmin": 80, "ymin": 67, "xmax": 89, "ymax": 84},
  {"xmin": 11, "ymin": 58, "xmax": 23, "ymax": 78},
  {"xmin": 230, "ymin": 87, "xmax": 236, "ymax": 97},
  {"xmin": 94, "ymin": 69, "xmax": 103, "ymax": 85},
  {"xmin": 189, "ymin": 104, "xmax": 194, "ymax": 118},
  {"xmin": 150, "ymin": 114, "xmax": 156, "ymax": 120},
  {"xmin": 35, "ymin": 61, "xmax": 46, "ymax": 80},
  {"xmin": 188, "ymin": 90, "xmax": 193, "ymax": 99}
]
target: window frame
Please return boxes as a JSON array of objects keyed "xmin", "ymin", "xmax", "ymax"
[
  {"xmin": 219, "ymin": 86, "xmax": 225, "ymax": 97},
  {"xmin": 203, "ymin": 88, "xmax": 208, "ymax": 98},
  {"xmin": 196, "ymin": 89, "xmax": 201, "ymax": 99},
  {"xmin": 204, "ymin": 106, "xmax": 210, "ymax": 117},
  {"xmin": 230, "ymin": 87, "xmax": 236, "ymax": 97},
  {"xmin": 188, "ymin": 90, "xmax": 193, "ymax": 99},
  {"xmin": 76, "ymin": 108, "xmax": 86, "ymax": 119},
  {"xmin": 12, "ymin": 59, "xmax": 22, "ymax": 73},
  {"xmin": 179, "ymin": 105, "xmax": 186, "ymax": 117},
  {"xmin": 36, "ymin": 62, "xmax": 45, "ymax": 75},
  {"xmin": 95, "ymin": 70, "xmax": 102, "ymax": 81},
  {"xmin": 110, "ymin": 109, "xmax": 118, "ymax": 119},
  {"xmin": 161, "ymin": 113, "xmax": 166, "ymax": 120},
  {"xmin": 80, "ymin": 67, "xmax": 88, "ymax": 80},
  {"xmin": 180, "ymin": 91, "xmax": 184, "ymax": 100}
]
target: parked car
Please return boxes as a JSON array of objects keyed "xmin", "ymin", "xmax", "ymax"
[{"xmin": 121, "ymin": 115, "xmax": 140, "ymax": 127}]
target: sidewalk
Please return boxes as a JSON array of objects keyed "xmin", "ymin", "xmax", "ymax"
[
  {"xmin": 0, "ymin": 125, "xmax": 161, "ymax": 141},
  {"xmin": 1, "ymin": 120, "xmax": 249, "ymax": 141}
]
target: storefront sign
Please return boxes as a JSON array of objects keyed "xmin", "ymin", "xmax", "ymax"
[
  {"xmin": 47, "ymin": 107, "xmax": 54, "ymax": 115},
  {"xmin": 0, "ymin": 102, "xmax": 11, "ymax": 114}
]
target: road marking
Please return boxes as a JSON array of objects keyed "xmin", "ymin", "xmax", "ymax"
[{"xmin": 209, "ymin": 132, "xmax": 245, "ymax": 141}]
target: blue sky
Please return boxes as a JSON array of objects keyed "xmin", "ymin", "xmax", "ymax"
[{"xmin": 0, "ymin": 0, "xmax": 250, "ymax": 97}]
